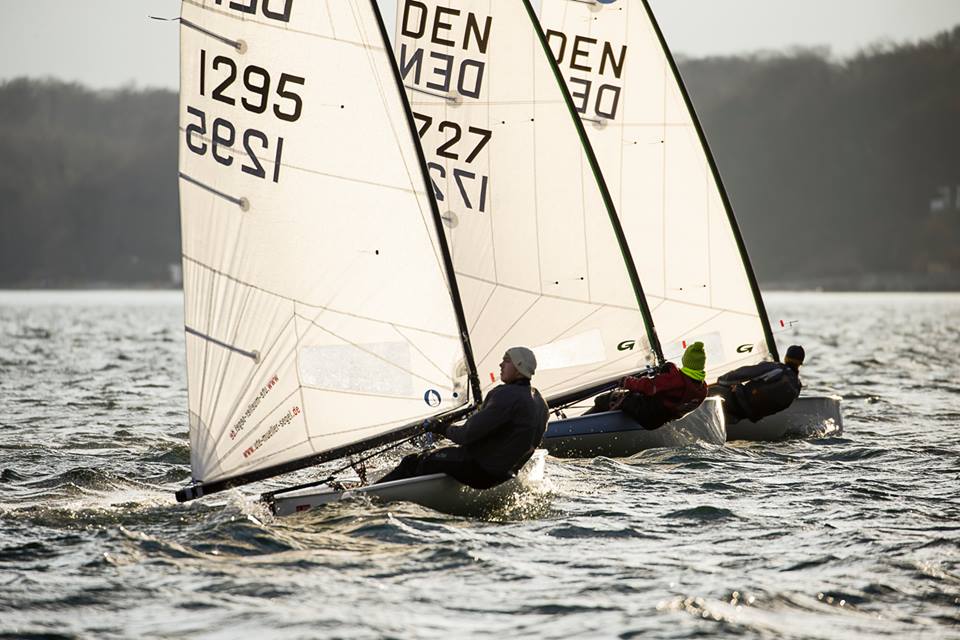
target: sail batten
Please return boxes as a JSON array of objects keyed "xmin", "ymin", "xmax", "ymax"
[{"xmin": 177, "ymin": 0, "xmax": 480, "ymax": 497}]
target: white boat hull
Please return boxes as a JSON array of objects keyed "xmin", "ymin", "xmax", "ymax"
[
  {"xmin": 725, "ymin": 395, "xmax": 843, "ymax": 441},
  {"xmin": 269, "ymin": 450, "xmax": 548, "ymax": 517},
  {"xmin": 542, "ymin": 397, "xmax": 726, "ymax": 458}
]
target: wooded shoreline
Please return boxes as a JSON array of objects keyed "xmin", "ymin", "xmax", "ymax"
[{"xmin": 1, "ymin": 27, "xmax": 957, "ymax": 290}]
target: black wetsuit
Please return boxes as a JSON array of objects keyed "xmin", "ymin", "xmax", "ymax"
[
  {"xmin": 377, "ymin": 378, "xmax": 549, "ymax": 489},
  {"xmin": 709, "ymin": 361, "xmax": 802, "ymax": 423}
]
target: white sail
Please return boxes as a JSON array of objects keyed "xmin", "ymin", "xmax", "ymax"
[
  {"xmin": 394, "ymin": 0, "xmax": 657, "ymax": 401},
  {"xmin": 178, "ymin": 1, "xmax": 470, "ymax": 486},
  {"xmin": 539, "ymin": 0, "xmax": 775, "ymax": 382}
]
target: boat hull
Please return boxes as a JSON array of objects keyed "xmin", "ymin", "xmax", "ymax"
[
  {"xmin": 725, "ymin": 395, "xmax": 843, "ymax": 441},
  {"xmin": 269, "ymin": 450, "xmax": 547, "ymax": 517},
  {"xmin": 542, "ymin": 397, "xmax": 725, "ymax": 458}
]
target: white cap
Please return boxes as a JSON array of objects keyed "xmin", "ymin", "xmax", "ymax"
[{"xmin": 505, "ymin": 346, "xmax": 537, "ymax": 378}]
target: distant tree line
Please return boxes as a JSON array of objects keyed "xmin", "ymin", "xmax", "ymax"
[
  {"xmin": 0, "ymin": 80, "xmax": 178, "ymax": 286},
  {"xmin": 681, "ymin": 26, "xmax": 960, "ymax": 288},
  {"xmin": 0, "ymin": 26, "xmax": 958, "ymax": 289}
]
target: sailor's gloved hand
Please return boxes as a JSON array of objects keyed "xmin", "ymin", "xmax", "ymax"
[
  {"xmin": 421, "ymin": 419, "xmax": 448, "ymax": 436},
  {"xmin": 657, "ymin": 362, "xmax": 672, "ymax": 374}
]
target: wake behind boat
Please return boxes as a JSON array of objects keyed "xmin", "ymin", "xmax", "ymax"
[
  {"xmin": 725, "ymin": 396, "xmax": 843, "ymax": 441},
  {"xmin": 268, "ymin": 450, "xmax": 547, "ymax": 518},
  {"xmin": 543, "ymin": 398, "xmax": 724, "ymax": 459}
]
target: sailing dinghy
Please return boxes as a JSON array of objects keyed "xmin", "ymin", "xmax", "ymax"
[
  {"xmin": 538, "ymin": 0, "xmax": 842, "ymax": 441},
  {"xmin": 393, "ymin": 0, "xmax": 725, "ymax": 458},
  {"xmin": 174, "ymin": 0, "xmax": 544, "ymax": 515}
]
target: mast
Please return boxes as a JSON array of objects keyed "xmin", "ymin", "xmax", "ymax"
[
  {"xmin": 369, "ymin": 0, "xmax": 484, "ymax": 405},
  {"xmin": 637, "ymin": 0, "xmax": 779, "ymax": 361},
  {"xmin": 521, "ymin": 0, "xmax": 665, "ymax": 366}
]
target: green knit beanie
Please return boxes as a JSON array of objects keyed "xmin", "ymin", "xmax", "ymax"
[{"xmin": 682, "ymin": 341, "xmax": 706, "ymax": 371}]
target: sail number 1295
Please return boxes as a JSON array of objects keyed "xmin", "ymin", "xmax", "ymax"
[{"xmin": 185, "ymin": 106, "xmax": 284, "ymax": 183}]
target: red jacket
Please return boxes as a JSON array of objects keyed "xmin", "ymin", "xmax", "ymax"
[{"xmin": 622, "ymin": 363, "xmax": 707, "ymax": 418}]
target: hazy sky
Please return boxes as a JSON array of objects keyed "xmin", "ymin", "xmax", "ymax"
[{"xmin": 1, "ymin": 0, "xmax": 959, "ymax": 90}]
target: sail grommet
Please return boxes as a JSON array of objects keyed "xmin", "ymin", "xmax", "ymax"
[{"xmin": 238, "ymin": 197, "xmax": 251, "ymax": 212}]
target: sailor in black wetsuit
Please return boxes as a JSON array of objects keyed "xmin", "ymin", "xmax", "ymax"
[
  {"xmin": 709, "ymin": 345, "xmax": 805, "ymax": 423},
  {"xmin": 376, "ymin": 347, "xmax": 549, "ymax": 489}
]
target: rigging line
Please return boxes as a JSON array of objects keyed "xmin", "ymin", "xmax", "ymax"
[
  {"xmin": 185, "ymin": 326, "xmax": 259, "ymax": 361},
  {"xmin": 524, "ymin": 0, "xmax": 665, "ymax": 365},
  {"xmin": 263, "ymin": 434, "xmax": 421, "ymax": 501},
  {"xmin": 179, "ymin": 172, "xmax": 247, "ymax": 209},
  {"xmin": 197, "ymin": 314, "xmax": 299, "ymax": 470},
  {"xmin": 371, "ymin": 0, "xmax": 483, "ymax": 407},
  {"xmin": 453, "ymin": 270, "xmax": 640, "ymax": 312},
  {"xmin": 189, "ymin": 404, "xmax": 476, "ymax": 502},
  {"xmin": 181, "ymin": 256, "xmax": 459, "ymax": 340},
  {"xmin": 294, "ymin": 311, "xmax": 455, "ymax": 391},
  {"xmin": 390, "ymin": 324, "xmax": 457, "ymax": 386}
]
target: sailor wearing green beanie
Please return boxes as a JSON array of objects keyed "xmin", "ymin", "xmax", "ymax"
[
  {"xmin": 583, "ymin": 341, "xmax": 709, "ymax": 429},
  {"xmin": 681, "ymin": 341, "xmax": 707, "ymax": 382}
]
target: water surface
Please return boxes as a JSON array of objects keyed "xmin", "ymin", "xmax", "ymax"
[{"xmin": 1, "ymin": 291, "xmax": 957, "ymax": 639}]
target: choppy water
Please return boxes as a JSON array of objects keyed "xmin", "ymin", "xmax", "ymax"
[{"xmin": 0, "ymin": 291, "xmax": 958, "ymax": 639}]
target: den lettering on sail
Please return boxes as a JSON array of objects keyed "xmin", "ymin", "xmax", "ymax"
[
  {"xmin": 398, "ymin": 0, "xmax": 491, "ymax": 99},
  {"xmin": 546, "ymin": 29, "xmax": 627, "ymax": 121},
  {"xmin": 398, "ymin": 1, "xmax": 494, "ymax": 215}
]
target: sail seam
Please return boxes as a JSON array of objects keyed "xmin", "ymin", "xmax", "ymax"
[
  {"xmin": 181, "ymin": 255, "xmax": 458, "ymax": 339},
  {"xmin": 197, "ymin": 314, "xmax": 298, "ymax": 474},
  {"xmin": 453, "ymin": 271, "xmax": 639, "ymax": 311},
  {"xmin": 391, "ymin": 324, "xmax": 459, "ymax": 387}
]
